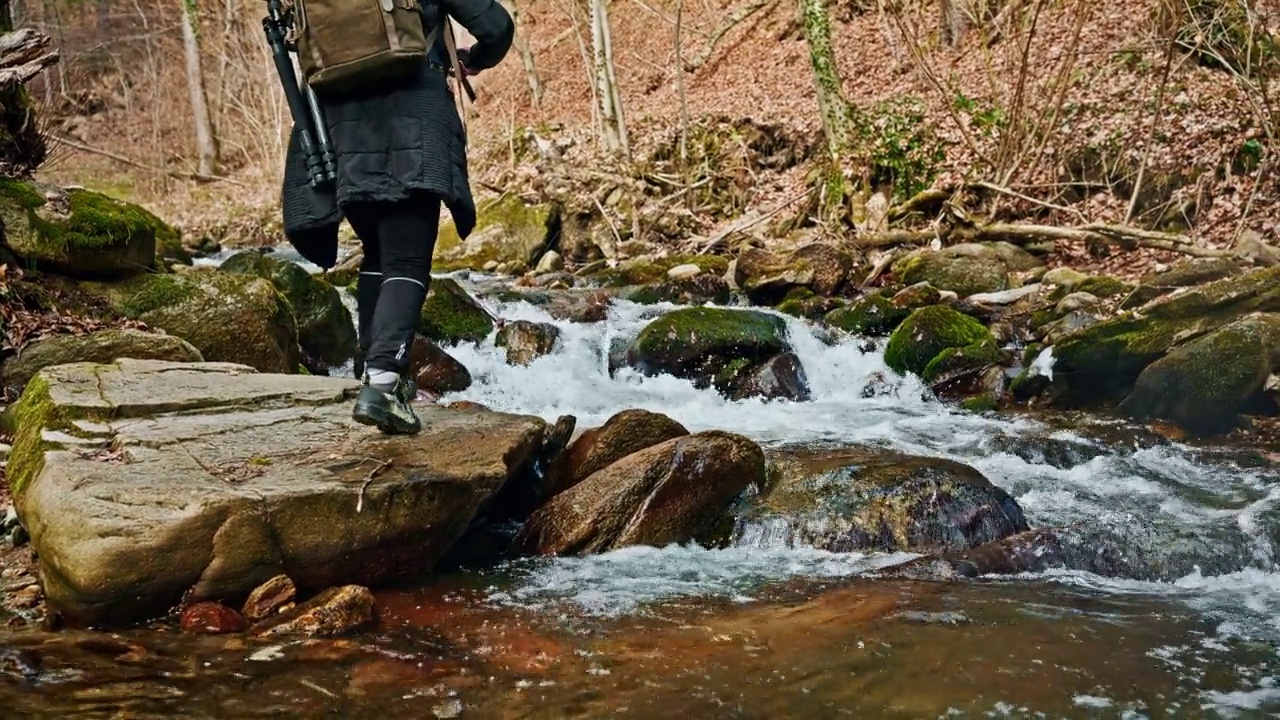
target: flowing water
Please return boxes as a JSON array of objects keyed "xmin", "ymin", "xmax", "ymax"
[{"xmin": 3, "ymin": 260, "xmax": 1280, "ymax": 718}]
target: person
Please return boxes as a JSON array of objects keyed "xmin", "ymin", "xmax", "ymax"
[{"xmin": 283, "ymin": 0, "xmax": 514, "ymax": 435}]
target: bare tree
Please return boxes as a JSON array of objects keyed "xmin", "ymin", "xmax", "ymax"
[
  {"xmin": 181, "ymin": 0, "xmax": 220, "ymax": 177},
  {"xmin": 590, "ymin": 0, "xmax": 628, "ymax": 157},
  {"xmin": 499, "ymin": 0, "xmax": 544, "ymax": 107},
  {"xmin": 799, "ymin": 0, "xmax": 864, "ymax": 222}
]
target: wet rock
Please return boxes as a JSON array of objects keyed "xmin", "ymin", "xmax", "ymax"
[
  {"xmin": 242, "ymin": 574, "xmax": 298, "ymax": 622},
  {"xmin": 543, "ymin": 409, "xmax": 689, "ymax": 499},
  {"xmin": 1050, "ymin": 264, "xmax": 1280, "ymax": 405},
  {"xmin": 0, "ymin": 328, "xmax": 202, "ymax": 397},
  {"xmin": 83, "ymin": 269, "xmax": 302, "ymax": 373},
  {"xmin": 891, "ymin": 282, "xmax": 944, "ymax": 309},
  {"xmin": 775, "ymin": 291, "xmax": 844, "ymax": 320},
  {"xmin": 180, "ymin": 602, "xmax": 247, "ymax": 634},
  {"xmin": 825, "ymin": 292, "xmax": 911, "ymax": 337},
  {"xmin": 496, "ymin": 320, "xmax": 561, "ymax": 366},
  {"xmin": 733, "ymin": 446, "xmax": 1028, "ymax": 553},
  {"xmin": 892, "ymin": 244, "xmax": 1010, "ymax": 297},
  {"xmin": 534, "ymin": 250, "xmax": 564, "ymax": 274},
  {"xmin": 407, "ymin": 335, "xmax": 472, "ymax": 395},
  {"xmin": 513, "ymin": 431, "xmax": 766, "ymax": 555},
  {"xmin": 1038, "ymin": 309, "xmax": 1103, "ymax": 345},
  {"xmin": 623, "ymin": 306, "xmax": 807, "ymax": 401},
  {"xmin": 418, "ymin": 278, "xmax": 496, "ymax": 345},
  {"xmin": 594, "ymin": 255, "xmax": 729, "ymax": 288},
  {"xmin": 544, "ymin": 291, "xmax": 610, "ymax": 323},
  {"xmin": 1118, "ymin": 313, "xmax": 1280, "ymax": 434},
  {"xmin": 734, "ymin": 243, "xmax": 852, "ymax": 305},
  {"xmin": 0, "ymin": 182, "xmax": 173, "ymax": 279},
  {"xmin": 883, "ymin": 305, "xmax": 1000, "ymax": 382},
  {"xmin": 8, "ymin": 358, "xmax": 546, "ymax": 627},
  {"xmin": 252, "ymin": 585, "xmax": 375, "ymax": 638},
  {"xmin": 726, "ymin": 351, "xmax": 811, "ymax": 401},
  {"xmin": 219, "ymin": 250, "xmax": 357, "ymax": 367},
  {"xmin": 433, "ymin": 195, "xmax": 557, "ymax": 273},
  {"xmin": 623, "ymin": 274, "xmax": 732, "ymax": 306}
]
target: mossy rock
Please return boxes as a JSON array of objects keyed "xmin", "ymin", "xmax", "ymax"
[
  {"xmin": 1050, "ymin": 264, "xmax": 1280, "ymax": 405},
  {"xmin": 892, "ymin": 244, "xmax": 1010, "ymax": 297},
  {"xmin": 594, "ymin": 255, "xmax": 729, "ymax": 288},
  {"xmin": 0, "ymin": 181, "xmax": 179, "ymax": 279},
  {"xmin": 884, "ymin": 305, "xmax": 996, "ymax": 379},
  {"xmin": 733, "ymin": 243, "xmax": 852, "ymax": 305},
  {"xmin": 1117, "ymin": 313, "xmax": 1280, "ymax": 435},
  {"xmin": 219, "ymin": 250, "xmax": 356, "ymax": 367},
  {"xmin": 981, "ymin": 242, "xmax": 1043, "ymax": 272},
  {"xmin": 433, "ymin": 194, "xmax": 559, "ymax": 272},
  {"xmin": 1073, "ymin": 275, "xmax": 1132, "ymax": 299},
  {"xmin": 84, "ymin": 270, "xmax": 301, "ymax": 373},
  {"xmin": 418, "ymin": 277, "xmax": 495, "ymax": 345},
  {"xmin": 825, "ymin": 292, "xmax": 911, "ymax": 337},
  {"xmin": 5, "ymin": 374, "xmax": 68, "ymax": 499},
  {"xmin": 0, "ymin": 328, "xmax": 203, "ymax": 397},
  {"xmin": 922, "ymin": 335, "xmax": 1002, "ymax": 383},
  {"xmin": 622, "ymin": 274, "xmax": 732, "ymax": 306}
]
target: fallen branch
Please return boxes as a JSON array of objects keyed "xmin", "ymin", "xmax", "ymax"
[
  {"xmin": 688, "ymin": 186, "xmax": 813, "ymax": 254},
  {"xmin": 683, "ymin": 0, "xmax": 774, "ymax": 71},
  {"xmin": 355, "ymin": 459, "xmax": 392, "ymax": 513},
  {"xmin": 48, "ymin": 134, "xmax": 243, "ymax": 185},
  {"xmin": 0, "ymin": 28, "xmax": 59, "ymax": 87}
]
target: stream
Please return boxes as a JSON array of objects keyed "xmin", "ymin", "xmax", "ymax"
[{"xmin": 4, "ymin": 250, "xmax": 1279, "ymax": 718}]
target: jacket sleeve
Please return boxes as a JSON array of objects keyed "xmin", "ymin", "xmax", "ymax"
[{"xmin": 442, "ymin": 0, "xmax": 514, "ymax": 72}]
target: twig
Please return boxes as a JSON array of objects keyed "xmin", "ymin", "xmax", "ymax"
[
  {"xmin": 356, "ymin": 459, "xmax": 392, "ymax": 513},
  {"xmin": 592, "ymin": 194, "xmax": 624, "ymax": 258},
  {"xmin": 299, "ymin": 679, "xmax": 336, "ymax": 698},
  {"xmin": 49, "ymin": 135, "xmax": 244, "ymax": 185},
  {"xmin": 691, "ymin": 187, "xmax": 813, "ymax": 254},
  {"xmin": 972, "ymin": 180, "xmax": 1085, "ymax": 221},
  {"xmin": 1125, "ymin": 2, "xmax": 1180, "ymax": 224},
  {"xmin": 683, "ymin": 0, "xmax": 774, "ymax": 71}
]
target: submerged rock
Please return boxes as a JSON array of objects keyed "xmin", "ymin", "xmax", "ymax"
[
  {"xmin": 513, "ymin": 430, "xmax": 766, "ymax": 555},
  {"xmin": 622, "ymin": 306, "xmax": 808, "ymax": 401},
  {"xmin": 733, "ymin": 446, "xmax": 1028, "ymax": 554},
  {"xmin": 218, "ymin": 249, "xmax": 356, "ymax": 367},
  {"xmin": 8, "ymin": 358, "xmax": 546, "ymax": 627},
  {"xmin": 180, "ymin": 602, "xmax": 247, "ymax": 635},
  {"xmin": 0, "ymin": 328, "xmax": 202, "ymax": 397}
]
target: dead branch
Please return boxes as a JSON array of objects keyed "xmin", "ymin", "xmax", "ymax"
[
  {"xmin": 683, "ymin": 0, "xmax": 774, "ymax": 71},
  {"xmin": 48, "ymin": 135, "xmax": 244, "ymax": 185},
  {"xmin": 356, "ymin": 459, "xmax": 392, "ymax": 513},
  {"xmin": 0, "ymin": 28, "xmax": 59, "ymax": 87}
]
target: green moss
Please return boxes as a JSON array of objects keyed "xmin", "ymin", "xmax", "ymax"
[
  {"xmin": 921, "ymin": 335, "xmax": 1001, "ymax": 382},
  {"xmin": 1074, "ymin": 275, "xmax": 1132, "ymax": 299},
  {"xmin": 1021, "ymin": 342, "xmax": 1044, "ymax": 367},
  {"xmin": 6, "ymin": 375, "xmax": 64, "ymax": 500},
  {"xmin": 824, "ymin": 293, "xmax": 910, "ymax": 337},
  {"xmin": 109, "ymin": 273, "xmax": 198, "ymax": 318},
  {"xmin": 883, "ymin": 305, "xmax": 994, "ymax": 378},
  {"xmin": 960, "ymin": 393, "xmax": 999, "ymax": 413},
  {"xmin": 634, "ymin": 307, "xmax": 786, "ymax": 365},
  {"xmin": 714, "ymin": 357, "xmax": 754, "ymax": 389},
  {"xmin": 0, "ymin": 178, "xmax": 46, "ymax": 209},
  {"xmin": 418, "ymin": 277, "xmax": 495, "ymax": 345},
  {"xmin": 596, "ymin": 255, "xmax": 729, "ymax": 287}
]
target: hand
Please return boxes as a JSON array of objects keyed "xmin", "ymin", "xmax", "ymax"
[{"xmin": 457, "ymin": 47, "xmax": 475, "ymax": 77}]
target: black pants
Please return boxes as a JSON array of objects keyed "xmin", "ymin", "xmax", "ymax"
[{"xmin": 344, "ymin": 192, "xmax": 442, "ymax": 377}]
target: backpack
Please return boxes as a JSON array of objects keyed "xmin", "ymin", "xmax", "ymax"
[{"xmin": 283, "ymin": 0, "xmax": 465, "ymax": 96}]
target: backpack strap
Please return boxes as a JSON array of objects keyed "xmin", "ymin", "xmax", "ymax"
[{"xmin": 439, "ymin": 15, "xmax": 468, "ymax": 137}]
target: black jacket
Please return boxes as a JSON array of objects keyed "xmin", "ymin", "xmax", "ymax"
[{"xmin": 279, "ymin": 0, "xmax": 513, "ymax": 267}]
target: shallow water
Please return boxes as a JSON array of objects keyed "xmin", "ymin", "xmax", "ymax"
[{"xmin": 3, "ymin": 269, "xmax": 1279, "ymax": 717}]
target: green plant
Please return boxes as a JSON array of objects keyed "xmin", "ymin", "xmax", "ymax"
[{"xmin": 855, "ymin": 96, "xmax": 948, "ymax": 201}]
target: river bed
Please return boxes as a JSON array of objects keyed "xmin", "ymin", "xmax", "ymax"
[{"xmin": 3, "ymin": 263, "xmax": 1278, "ymax": 718}]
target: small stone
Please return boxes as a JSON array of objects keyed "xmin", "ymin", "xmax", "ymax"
[
  {"xmin": 666, "ymin": 263, "xmax": 702, "ymax": 280},
  {"xmin": 242, "ymin": 574, "xmax": 297, "ymax": 622},
  {"xmin": 1042, "ymin": 267, "xmax": 1089, "ymax": 288},
  {"xmin": 496, "ymin": 262, "xmax": 510, "ymax": 274},
  {"xmin": 482, "ymin": 260, "xmax": 499, "ymax": 272},
  {"xmin": 1055, "ymin": 291, "xmax": 1100, "ymax": 315},
  {"xmin": 534, "ymin": 250, "xmax": 564, "ymax": 274},
  {"xmin": 180, "ymin": 601, "xmax": 247, "ymax": 634},
  {"xmin": 495, "ymin": 320, "xmax": 561, "ymax": 366}
]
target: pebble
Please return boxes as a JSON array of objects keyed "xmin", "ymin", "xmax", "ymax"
[{"xmin": 666, "ymin": 263, "xmax": 702, "ymax": 280}]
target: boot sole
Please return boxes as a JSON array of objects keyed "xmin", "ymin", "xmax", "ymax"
[{"xmin": 352, "ymin": 389, "xmax": 422, "ymax": 435}]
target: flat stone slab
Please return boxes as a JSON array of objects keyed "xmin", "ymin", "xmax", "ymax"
[{"xmin": 12, "ymin": 359, "xmax": 547, "ymax": 627}]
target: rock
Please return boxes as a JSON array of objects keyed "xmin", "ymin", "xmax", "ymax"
[
  {"xmin": 1233, "ymin": 229, "xmax": 1280, "ymax": 266},
  {"xmin": 418, "ymin": 278, "xmax": 496, "ymax": 345},
  {"xmin": 733, "ymin": 446, "xmax": 1028, "ymax": 553},
  {"xmin": 623, "ymin": 274, "xmax": 732, "ymax": 306},
  {"xmin": 1071, "ymin": 274, "xmax": 1133, "ymax": 299},
  {"xmin": 533, "ymin": 250, "xmax": 564, "ymax": 274},
  {"xmin": 733, "ymin": 243, "xmax": 852, "ymax": 305},
  {"xmin": 0, "ymin": 328, "xmax": 202, "ymax": 397},
  {"xmin": 892, "ymin": 244, "xmax": 1010, "ymax": 297},
  {"xmin": 84, "ymin": 269, "xmax": 302, "ymax": 373},
  {"xmin": 891, "ymin": 282, "xmax": 944, "ymax": 308},
  {"xmin": 574, "ymin": 259, "xmax": 608, "ymax": 277},
  {"xmin": 242, "ymin": 574, "xmax": 297, "ymax": 622},
  {"xmin": 8, "ymin": 358, "xmax": 545, "ymax": 627},
  {"xmin": 775, "ymin": 291, "xmax": 844, "ymax": 320},
  {"xmin": 723, "ymin": 351, "xmax": 811, "ymax": 401},
  {"xmin": 495, "ymin": 320, "xmax": 560, "ymax": 366},
  {"xmin": 883, "ymin": 306, "xmax": 999, "ymax": 381},
  {"xmin": 180, "ymin": 602, "xmax": 247, "ymax": 634},
  {"xmin": 218, "ymin": 250, "xmax": 356, "ymax": 367},
  {"xmin": 252, "ymin": 585, "xmax": 375, "ymax": 638},
  {"xmin": 544, "ymin": 291, "xmax": 611, "ymax": 323},
  {"xmin": 622, "ymin": 307, "xmax": 805, "ymax": 400},
  {"xmin": 965, "ymin": 284, "xmax": 1042, "ymax": 306},
  {"xmin": 666, "ymin": 263, "xmax": 702, "ymax": 280},
  {"xmin": 1042, "ymin": 267, "xmax": 1089, "ymax": 288},
  {"xmin": 1140, "ymin": 257, "xmax": 1244, "ymax": 289},
  {"xmin": 1054, "ymin": 291, "xmax": 1100, "ymax": 315},
  {"xmin": 981, "ymin": 241, "xmax": 1043, "ymax": 272},
  {"xmin": 482, "ymin": 260, "xmax": 499, "ymax": 272},
  {"xmin": 7, "ymin": 584, "xmax": 41, "ymax": 610},
  {"xmin": 825, "ymin": 292, "xmax": 910, "ymax": 337},
  {"xmin": 0, "ymin": 181, "xmax": 176, "ymax": 279},
  {"xmin": 407, "ymin": 335, "xmax": 472, "ymax": 395},
  {"xmin": 1118, "ymin": 313, "xmax": 1280, "ymax": 434},
  {"xmin": 513, "ymin": 431, "xmax": 766, "ymax": 555},
  {"xmin": 544, "ymin": 409, "xmax": 690, "ymax": 498},
  {"xmin": 1050, "ymin": 264, "xmax": 1280, "ymax": 405},
  {"xmin": 595, "ymin": 255, "xmax": 729, "ymax": 288},
  {"xmin": 433, "ymin": 195, "xmax": 558, "ymax": 272}
]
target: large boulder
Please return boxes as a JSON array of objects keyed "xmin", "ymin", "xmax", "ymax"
[
  {"xmin": 0, "ymin": 328, "xmax": 202, "ymax": 396},
  {"xmin": 1049, "ymin": 264, "xmax": 1280, "ymax": 405},
  {"xmin": 0, "ymin": 181, "xmax": 178, "ymax": 279},
  {"xmin": 417, "ymin": 277, "xmax": 496, "ymax": 346},
  {"xmin": 495, "ymin": 320, "xmax": 560, "ymax": 366},
  {"xmin": 218, "ymin": 250, "xmax": 356, "ymax": 367},
  {"xmin": 542, "ymin": 408, "xmax": 690, "ymax": 499},
  {"xmin": 622, "ymin": 307, "xmax": 808, "ymax": 401},
  {"xmin": 732, "ymin": 446, "xmax": 1028, "ymax": 553},
  {"xmin": 512, "ymin": 430, "xmax": 765, "ymax": 555},
  {"xmin": 733, "ymin": 243, "xmax": 853, "ymax": 305},
  {"xmin": 883, "ymin": 305, "xmax": 999, "ymax": 382},
  {"xmin": 891, "ymin": 244, "xmax": 1012, "ymax": 297},
  {"xmin": 433, "ymin": 194, "xmax": 558, "ymax": 272},
  {"xmin": 7, "ymin": 359, "xmax": 547, "ymax": 627},
  {"xmin": 1117, "ymin": 313, "xmax": 1280, "ymax": 434},
  {"xmin": 83, "ymin": 269, "xmax": 302, "ymax": 373}
]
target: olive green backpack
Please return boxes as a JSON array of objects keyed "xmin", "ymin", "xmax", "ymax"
[{"xmin": 283, "ymin": 0, "xmax": 465, "ymax": 96}]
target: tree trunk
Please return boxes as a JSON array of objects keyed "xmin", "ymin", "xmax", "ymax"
[
  {"xmin": 799, "ymin": 0, "xmax": 864, "ymax": 223},
  {"xmin": 500, "ymin": 0, "xmax": 544, "ymax": 107},
  {"xmin": 590, "ymin": 0, "xmax": 628, "ymax": 158},
  {"xmin": 939, "ymin": 0, "xmax": 969, "ymax": 46},
  {"xmin": 181, "ymin": 0, "xmax": 220, "ymax": 177}
]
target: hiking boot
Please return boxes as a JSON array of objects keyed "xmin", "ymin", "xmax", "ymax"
[{"xmin": 352, "ymin": 373, "xmax": 422, "ymax": 435}]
